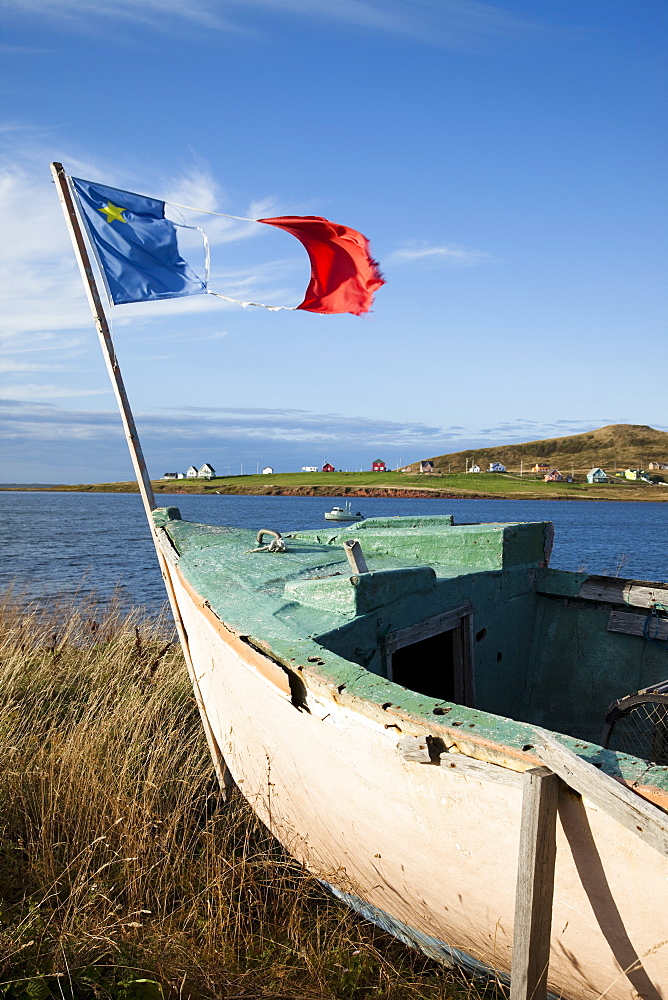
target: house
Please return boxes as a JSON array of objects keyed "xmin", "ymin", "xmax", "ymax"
[
  {"xmin": 419, "ymin": 460, "xmax": 434, "ymax": 473},
  {"xmin": 186, "ymin": 466, "xmax": 198, "ymax": 478},
  {"xmin": 489, "ymin": 462, "xmax": 506, "ymax": 473},
  {"xmin": 649, "ymin": 462, "xmax": 668, "ymax": 470},
  {"xmin": 372, "ymin": 459, "xmax": 386, "ymax": 472},
  {"xmin": 322, "ymin": 463, "xmax": 335, "ymax": 472},
  {"xmin": 198, "ymin": 463, "xmax": 216, "ymax": 480},
  {"xmin": 544, "ymin": 469, "xmax": 563, "ymax": 482},
  {"xmin": 587, "ymin": 468, "xmax": 608, "ymax": 483},
  {"xmin": 162, "ymin": 472, "xmax": 179, "ymax": 480},
  {"xmin": 262, "ymin": 467, "xmax": 274, "ymax": 475},
  {"xmin": 467, "ymin": 464, "xmax": 481, "ymax": 474},
  {"xmin": 532, "ymin": 463, "xmax": 550, "ymax": 473},
  {"xmin": 625, "ymin": 468, "xmax": 651, "ymax": 483},
  {"xmin": 302, "ymin": 466, "xmax": 318, "ymax": 473}
]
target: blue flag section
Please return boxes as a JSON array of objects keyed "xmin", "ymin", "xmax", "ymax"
[{"xmin": 70, "ymin": 177, "xmax": 206, "ymax": 305}]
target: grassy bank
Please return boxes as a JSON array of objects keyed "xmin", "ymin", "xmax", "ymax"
[
  {"xmin": 11, "ymin": 470, "xmax": 667, "ymax": 501},
  {"xmin": 0, "ymin": 593, "xmax": 496, "ymax": 1000}
]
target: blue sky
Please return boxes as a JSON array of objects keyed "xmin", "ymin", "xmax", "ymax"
[{"xmin": 1, "ymin": 0, "xmax": 666, "ymax": 482}]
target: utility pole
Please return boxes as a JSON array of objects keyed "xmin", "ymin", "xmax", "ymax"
[{"xmin": 520, "ymin": 460, "xmax": 523, "ymax": 477}]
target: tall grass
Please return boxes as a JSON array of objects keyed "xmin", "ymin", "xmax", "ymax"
[{"xmin": 0, "ymin": 592, "xmax": 495, "ymax": 1000}]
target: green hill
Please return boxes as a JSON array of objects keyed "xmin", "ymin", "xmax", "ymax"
[{"xmin": 408, "ymin": 424, "xmax": 668, "ymax": 475}]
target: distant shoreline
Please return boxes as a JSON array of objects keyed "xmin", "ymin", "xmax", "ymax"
[{"xmin": 3, "ymin": 476, "xmax": 667, "ymax": 502}]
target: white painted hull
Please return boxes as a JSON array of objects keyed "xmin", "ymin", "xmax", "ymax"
[{"xmin": 171, "ymin": 566, "xmax": 668, "ymax": 1000}]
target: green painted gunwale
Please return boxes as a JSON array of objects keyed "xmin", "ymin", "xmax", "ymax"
[{"xmin": 153, "ymin": 508, "xmax": 668, "ymax": 798}]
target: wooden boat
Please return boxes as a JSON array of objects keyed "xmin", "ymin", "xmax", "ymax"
[
  {"xmin": 324, "ymin": 501, "xmax": 364, "ymax": 521},
  {"xmin": 152, "ymin": 508, "xmax": 668, "ymax": 1000},
  {"xmin": 51, "ymin": 161, "xmax": 668, "ymax": 1000}
]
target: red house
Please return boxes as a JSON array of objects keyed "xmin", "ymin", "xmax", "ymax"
[
  {"xmin": 322, "ymin": 462, "xmax": 335, "ymax": 472},
  {"xmin": 372, "ymin": 459, "xmax": 386, "ymax": 472}
]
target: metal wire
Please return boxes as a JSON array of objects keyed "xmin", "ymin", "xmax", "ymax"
[{"xmin": 605, "ymin": 697, "xmax": 668, "ymax": 764}]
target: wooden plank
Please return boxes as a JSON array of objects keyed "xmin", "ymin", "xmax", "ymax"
[
  {"xmin": 532, "ymin": 730, "xmax": 668, "ymax": 857},
  {"xmin": 344, "ymin": 539, "xmax": 369, "ymax": 574},
  {"xmin": 608, "ymin": 609, "xmax": 668, "ymax": 640},
  {"xmin": 439, "ymin": 751, "xmax": 523, "ymax": 787},
  {"xmin": 383, "ymin": 604, "xmax": 473, "ymax": 654},
  {"xmin": 398, "ymin": 736, "xmax": 523, "ymax": 786},
  {"xmin": 510, "ymin": 767, "xmax": 560, "ymax": 1000},
  {"xmin": 578, "ymin": 575, "xmax": 668, "ymax": 609}
]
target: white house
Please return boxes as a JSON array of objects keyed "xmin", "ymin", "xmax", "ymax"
[
  {"xmin": 467, "ymin": 464, "xmax": 481, "ymax": 474},
  {"xmin": 186, "ymin": 466, "xmax": 198, "ymax": 478},
  {"xmin": 198, "ymin": 463, "xmax": 216, "ymax": 479},
  {"xmin": 262, "ymin": 466, "xmax": 274, "ymax": 475},
  {"xmin": 489, "ymin": 462, "xmax": 506, "ymax": 473},
  {"xmin": 302, "ymin": 466, "xmax": 318, "ymax": 473},
  {"xmin": 162, "ymin": 472, "xmax": 179, "ymax": 480},
  {"xmin": 587, "ymin": 468, "xmax": 608, "ymax": 483}
]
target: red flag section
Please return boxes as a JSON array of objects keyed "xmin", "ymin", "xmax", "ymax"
[{"xmin": 258, "ymin": 216, "xmax": 384, "ymax": 316}]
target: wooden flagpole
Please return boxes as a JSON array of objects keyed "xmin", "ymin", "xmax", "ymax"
[
  {"xmin": 50, "ymin": 161, "xmax": 156, "ymax": 521},
  {"xmin": 51, "ymin": 162, "xmax": 233, "ymax": 795}
]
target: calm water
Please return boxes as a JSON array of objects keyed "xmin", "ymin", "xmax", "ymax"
[{"xmin": 1, "ymin": 491, "xmax": 666, "ymax": 615}]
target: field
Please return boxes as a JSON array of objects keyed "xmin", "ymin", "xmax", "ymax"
[
  {"xmin": 30, "ymin": 469, "xmax": 668, "ymax": 502},
  {"xmin": 0, "ymin": 592, "xmax": 497, "ymax": 1000}
]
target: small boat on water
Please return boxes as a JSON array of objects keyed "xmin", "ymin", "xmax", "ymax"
[
  {"xmin": 324, "ymin": 501, "xmax": 364, "ymax": 521},
  {"xmin": 52, "ymin": 161, "xmax": 668, "ymax": 1000}
]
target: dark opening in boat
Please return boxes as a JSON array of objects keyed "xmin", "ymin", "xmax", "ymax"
[
  {"xmin": 383, "ymin": 607, "xmax": 475, "ymax": 706},
  {"xmin": 390, "ymin": 630, "xmax": 457, "ymax": 702}
]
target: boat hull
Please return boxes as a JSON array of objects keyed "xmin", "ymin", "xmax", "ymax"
[{"xmin": 171, "ymin": 565, "xmax": 668, "ymax": 1000}]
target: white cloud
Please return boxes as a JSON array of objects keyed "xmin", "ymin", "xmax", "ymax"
[
  {"xmin": 387, "ymin": 241, "xmax": 490, "ymax": 266},
  {"xmin": 0, "ymin": 383, "xmax": 111, "ymax": 400},
  {"xmin": 0, "ymin": 146, "xmax": 305, "ymax": 367},
  {"xmin": 1, "ymin": 0, "xmax": 545, "ymax": 48},
  {"xmin": 0, "ymin": 359, "xmax": 65, "ymax": 372}
]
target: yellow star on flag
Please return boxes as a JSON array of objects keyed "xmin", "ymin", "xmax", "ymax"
[{"xmin": 97, "ymin": 201, "xmax": 128, "ymax": 224}]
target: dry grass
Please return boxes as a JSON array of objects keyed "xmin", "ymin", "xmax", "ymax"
[{"xmin": 0, "ymin": 591, "xmax": 498, "ymax": 1000}]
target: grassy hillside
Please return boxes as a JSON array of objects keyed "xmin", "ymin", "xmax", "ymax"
[
  {"xmin": 5, "ymin": 425, "xmax": 667, "ymax": 502},
  {"xmin": 408, "ymin": 424, "xmax": 668, "ymax": 474},
  {"xmin": 26, "ymin": 467, "xmax": 667, "ymax": 501}
]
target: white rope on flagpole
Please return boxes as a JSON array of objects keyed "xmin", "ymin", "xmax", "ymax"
[
  {"xmin": 167, "ymin": 202, "xmax": 295, "ymax": 307},
  {"xmin": 206, "ymin": 290, "xmax": 295, "ymax": 312},
  {"xmin": 166, "ymin": 202, "xmax": 257, "ymax": 222}
]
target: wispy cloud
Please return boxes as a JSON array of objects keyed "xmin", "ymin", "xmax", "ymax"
[
  {"xmin": 1, "ymin": 398, "xmax": 447, "ymax": 448},
  {"xmin": 387, "ymin": 241, "xmax": 490, "ymax": 266},
  {"xmin": 0, "ymin": 383, "xmax": 111, "ymax": 400},
  {"xmin": 0, "ymin": 146, "xmax": 304, "ymax": 356},
  {"xmin": 1, "ymin": 0, "xmax": 546, "ymax": 49}
]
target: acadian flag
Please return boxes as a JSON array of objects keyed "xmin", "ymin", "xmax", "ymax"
[
  {"xmin": 70, "ymin": 175, "xmax": 384, "ymax": 315},
  {"xmin": 71, "ymin": 177, "xmax": 206, "ymax": 305},
  {"xmin": 257, "ymin": 216, "xmax": 384, "ymax": 316}
]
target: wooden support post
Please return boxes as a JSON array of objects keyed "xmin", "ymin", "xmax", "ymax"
[
  {"xmin": 510, "ymin": 766, "xmax": 560, "ymax": 1000},
  {"xmin": 344, "ymin": 538, "xmax": 369, "ymax": 574}
]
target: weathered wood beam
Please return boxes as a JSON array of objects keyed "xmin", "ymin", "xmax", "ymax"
[
  {"xmin": 532, "ymin": 730, "xmax": 668, "ymax": 857},
  {"xmin": 398, "ymin": 735, "xmax": 522, "ymax": 786},
  {"xmin": 344, "ymin": 539, "xmax": 369, "ymax": 574},
  {"xmin": 579, "ymin": 576, "xmax": 668, "ymax": 609},
  {"xmin": 510, "ymin": 767, "xmax": 560, "ymax": 1000},
  {"xmin": 607, "ymin": 609, "xmax": 668, "ymax": 640}
]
